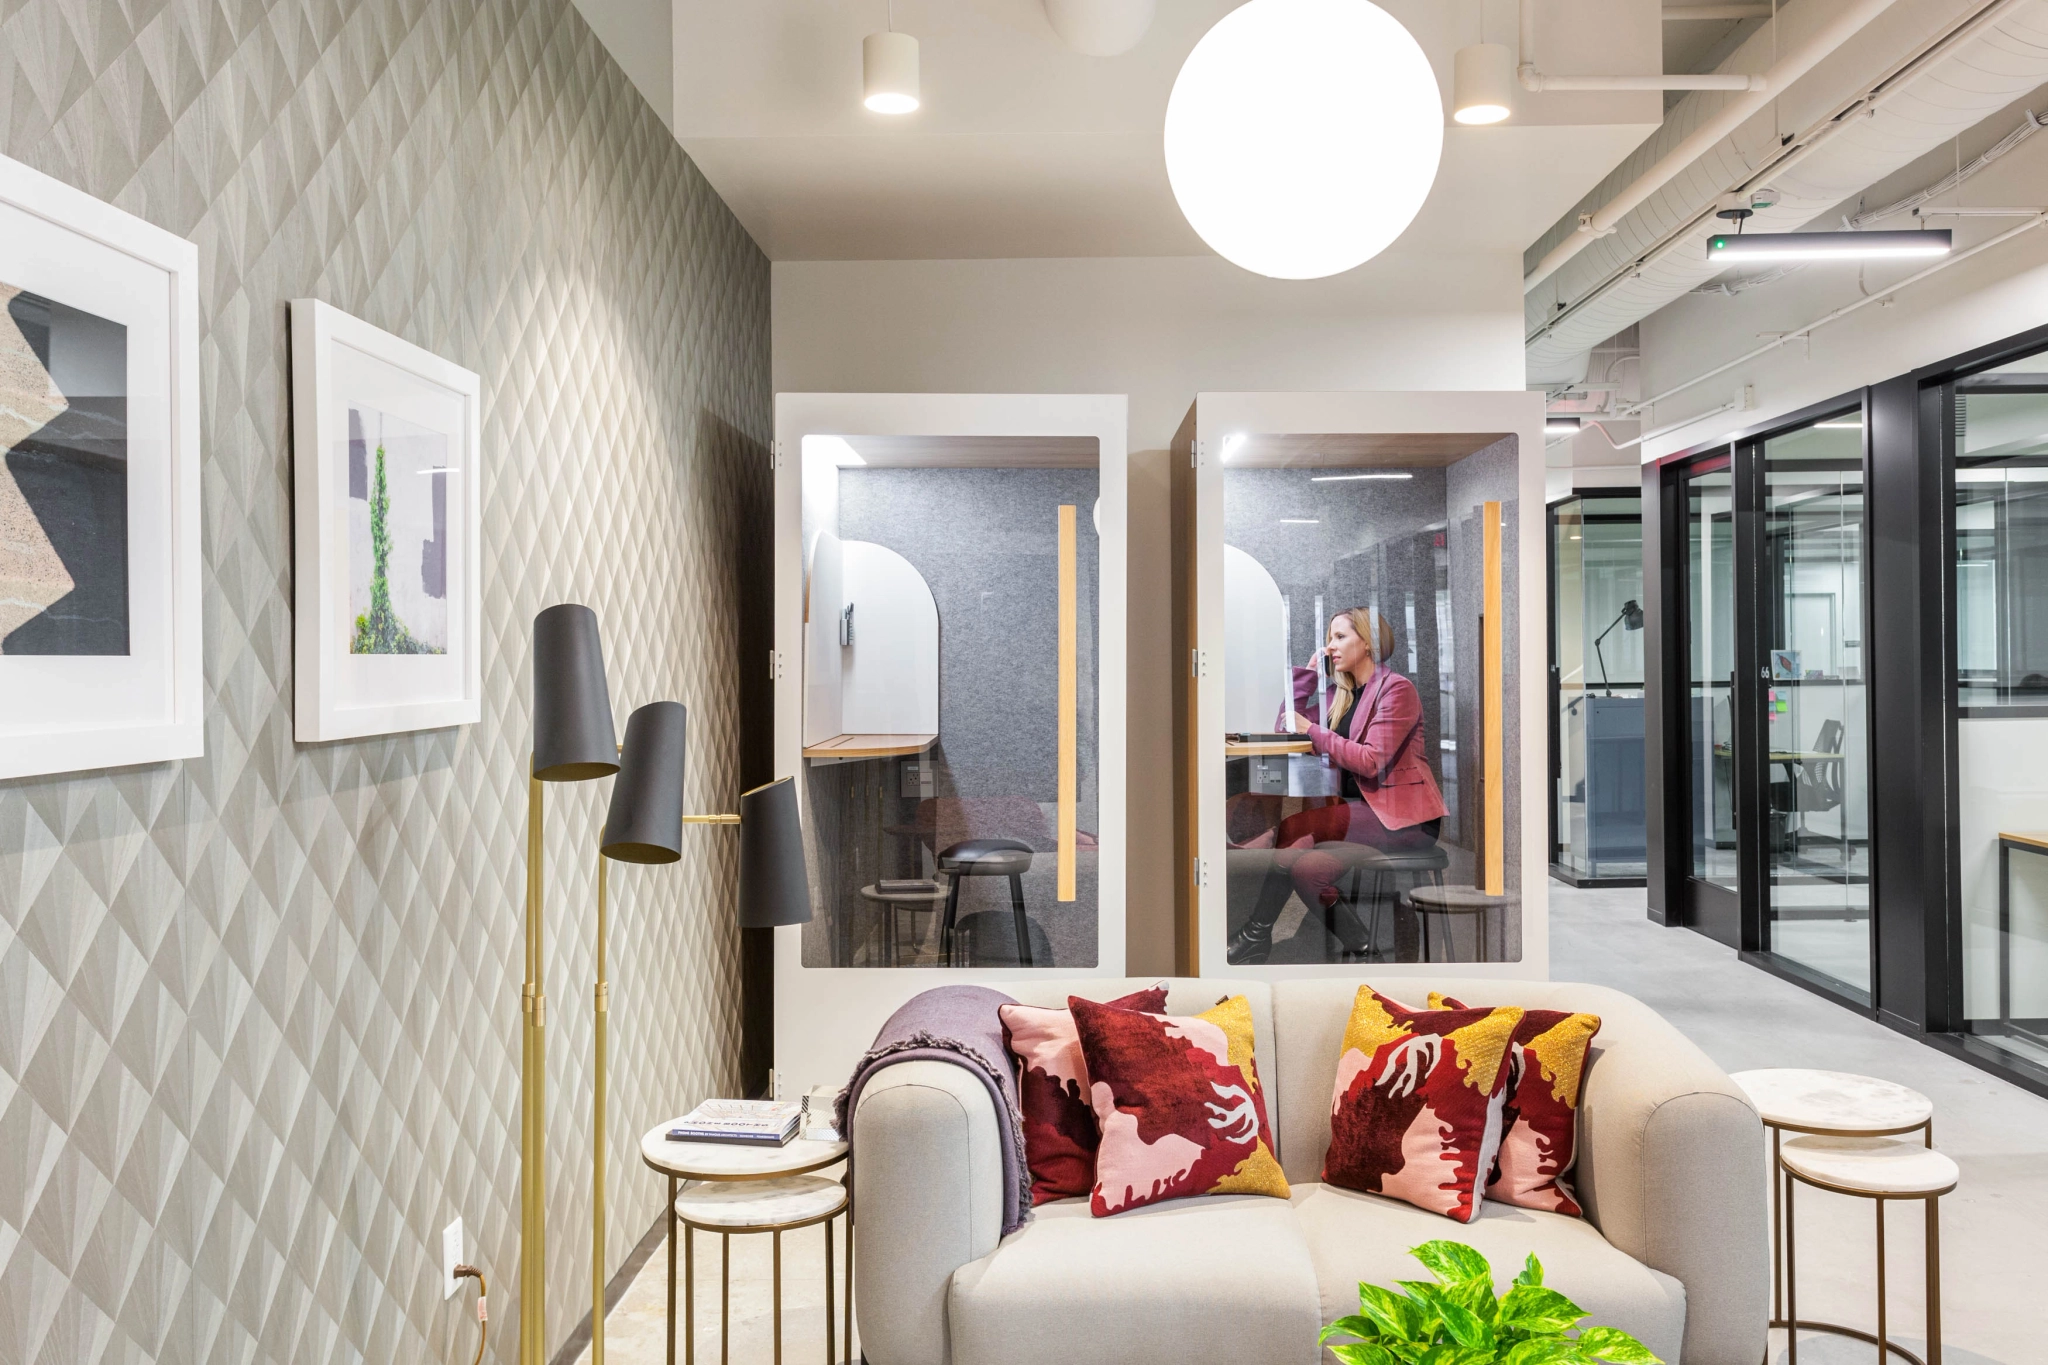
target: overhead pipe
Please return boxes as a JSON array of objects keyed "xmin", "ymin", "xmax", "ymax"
[
  {"xmin": 1525, "ymin": 0, "xmax": 2048, "ymax": 363},
  {"xmin": 1522, "ymin": 0, "xmax": 1901, "ymax": 295}
]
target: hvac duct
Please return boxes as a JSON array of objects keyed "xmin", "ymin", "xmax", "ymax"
[{"xmin": 1526, "ymin": 0, "xmax": 2048, "ymax": 376}]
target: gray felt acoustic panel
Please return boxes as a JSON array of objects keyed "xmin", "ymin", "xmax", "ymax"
[{"xmin": 0, "ymin": 1, "xmax": 770, "ymax": 1362}]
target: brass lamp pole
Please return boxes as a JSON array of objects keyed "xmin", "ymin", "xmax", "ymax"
[{"xmin": 524, "ymin": 606, "xmax": 620, "ymax": 1365}]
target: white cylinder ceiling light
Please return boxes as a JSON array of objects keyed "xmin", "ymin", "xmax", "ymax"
[
  {"xmin": 1042, "ymin": 0, "xmax": 1158, "ymax": 55},
  {"xmin": 1164, "ymin": 0, "xmax": 1445, "ymax": 280},
  {"xmin": 1453, "ymin": 43, "xmax": 1515, "ymax": 124},
  {"xmin": 864, "ymin": 29, "xmax": 920, "ymax": 114}
]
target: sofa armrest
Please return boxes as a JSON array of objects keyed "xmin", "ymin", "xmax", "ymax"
[
  {"xmin": 1573, "ymin": 991, "xmax": 1768, "ymax": 1365},
  {"xmin": 852, "ymin": 1060, "xmax": 1006, "ymax": 1365}
]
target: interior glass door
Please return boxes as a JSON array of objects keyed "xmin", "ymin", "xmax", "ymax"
[
  {"xmin": 1759, "ymin": 420, "xmax": 1871, "ymax": 1001},
  {"xmin": 1682, "ymin": 458, "xmax": 1739, "ymax": 938}
]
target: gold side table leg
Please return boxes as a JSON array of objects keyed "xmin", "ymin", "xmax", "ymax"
[
  {"xmin": 1875, "ymin": 1196, "xmax": 1888, "ymax": 1361},
  {"xmin": 667, "ymin": 1178, "xmax": 677, "ymax": 1365},
  {"xmin": 685, "ymin": 1223, "xmax": 695, "ymax": 1365},
  {"xmin": 1926, "ymin": 1194, "xmax": 1942, "ymax": 1365},
  {"xmin": 720, "ymin": 1233, "xmax": 730, "ymax": 1365},
  {"xmin": 773, "ymin": 1228, "xmax": 783, "ymax": 1365},
  {"xmin": 1770, "ymin": 1125, "xmax": 1783, "ymax": 1325},
  {"xmin": 824, "ymin": 1216, "xmax": 835, "ymax": 1365},
  {"xmin": 1786, "ymin": 1163, "xmax": 1799, "ymax": 1365}
]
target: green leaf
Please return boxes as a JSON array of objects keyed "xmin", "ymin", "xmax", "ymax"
[
  {"xmin": 1574, "ymin": 1327, "xmax": 1662, "ymax": 1364},
  {"xmin": 1357, "ymin": 1282, "xmax": 1428, "ymax": 1342},
  {"xmin": 1437, "ymin": 1300, "xmax": 1497, "ymax": 1353},
  {"xmin": 1410, "ymin": 1240, "xmax": 1494, "ymax": 1285},
  {"xmin": 1498, "ymin": 1284, "xmax": 1585, "ymax": 1334},
  {"xmin": 1502, "ymin": 1339, "xmax": 1584, "ymax": 1365},
  {"xmin": 1329, "ymin": 1344, "xmax": 1402, "ymax": 1365},
  {"xmin": 1444, "ymin": 1274, "xmax": 1500, "ymax": 1324},
  {"xmin": 1321, "ymin": 1315, "xmax": 1385, "ymax": 1345},
  {"xmin": 1514, "ymin": 1253, "xmax": 1545, "ymax": 1289}
]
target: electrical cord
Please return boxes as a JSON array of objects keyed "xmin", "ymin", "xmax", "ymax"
[{"xmin": 453, "ymin": 1264, "xmax": 487, "ymax": 1365}]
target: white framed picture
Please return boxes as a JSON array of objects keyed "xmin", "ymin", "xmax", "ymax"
[
  {"xmin": 0, "ymin": 153, "xmax": 202, "ymax": 781},
  {"xmin": 290, "ymin": 299, "xmax": 481, "ymax": 741}
]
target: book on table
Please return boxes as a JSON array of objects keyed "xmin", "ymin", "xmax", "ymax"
[{"xmin": 667, "ymin": 1098, "xmax": 802, "ymax": 1147}]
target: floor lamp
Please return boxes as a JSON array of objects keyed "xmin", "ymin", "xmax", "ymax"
[
  {"xmin": 589, "ymin": 701, "xmax": 692, "ymax": 1365},
  {"xmin": 524, "ymin": 605, "xmax": 620, "ymax": 1365}
]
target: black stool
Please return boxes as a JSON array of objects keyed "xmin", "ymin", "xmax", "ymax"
[
  {"xmin": 938, "ymin": 838, "xmax": 1034, "ymax": 966},
  {"xmin": 1330, "ymin": 843, "xmax": 1450, "ymax": 961}
]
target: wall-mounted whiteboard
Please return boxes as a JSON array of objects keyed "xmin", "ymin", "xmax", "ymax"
[
  {"xmin": 1223, "ymin": 545, "xmax": 1287, "ymax": 733},
  {"xmin": 840, "ymin": 540, "xmax": 939, "ymax": 735}
]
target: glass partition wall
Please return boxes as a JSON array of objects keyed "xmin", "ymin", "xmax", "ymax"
[
  {"xmin": 1549, "ymin": 493, "xmax": 1646, "ymax": 884},
  {"xmin": 1663, "ymin": 413, "xmax": 1874, "ymax": 1005},
  {"xmin": 1953, "ymin": 348, "xmax": 2048, "ymax": 1074}
]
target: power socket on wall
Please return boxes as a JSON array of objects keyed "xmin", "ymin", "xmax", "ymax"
[{"xmin": 442, "ymin": 1218, "xmax": 464, "ymax": 1300}]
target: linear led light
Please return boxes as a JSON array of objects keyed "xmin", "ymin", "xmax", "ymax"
[
  {"xmin": 1815, "ymin": 420, "xmax": 1863, "ymax": 429},
  {"xmin": 1220, "ymin": 433, "xmax": 1248, "ymax": 462},
  {"xmin": 1706, "ymin": 229, "xmax": 1952, "ymax": 263},
  {"xmin": 1309, "ymin": 472, "xmax": 1414, "ymax": 482},
  {"xmin": 802, "ymin": 435, "xmax": 866, "ymax": 466},
  {"xmin": 1279, "ymin": 518, "xmax": 1320, "ymax": 524},
  {"xmin": 1545, "ymin": 417, "xmax": 1583, "ymax": 436}
]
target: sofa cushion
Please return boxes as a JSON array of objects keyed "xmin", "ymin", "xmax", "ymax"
[
  {"xmin": 1290, "ymin": 1182, "xmax": 1687, "ymax": 1364},
  {"xmin": 1001, "ymin": 985, "xmax": 1170, "ymax": 1205},
  {"xmin": 949, "ymin": 1194, "xmax": 1323, "ymax": 1365},
  {"xmin": 1005, "ymin": 978, "xmax": 1283, "ymax": 1164},
  {"xmin": 1432, "ymin": 992, "xmax": 1603, "ymax": 1217},
  {"xmin": 1323, "ymin": 986, "xmax": 1522, "ymax": 1223},
  {"xmin": 1074, "ymin": 994, "xmax": 1290, "ymax": 1215}
]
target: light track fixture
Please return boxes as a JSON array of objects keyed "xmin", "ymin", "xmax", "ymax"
[{"xmin": 1707, "ymin": 229, "xmax": 1952, "ymax": 263}]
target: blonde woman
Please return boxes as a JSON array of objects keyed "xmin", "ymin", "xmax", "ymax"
[{"xmin": 1227, "ymin": 607, "xmax": 1447, "ymax": 965}]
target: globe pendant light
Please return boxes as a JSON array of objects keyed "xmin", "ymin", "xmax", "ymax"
[{"xmin": 1164, "ymin": 0, "xmax": 1444, "ymax": 280}]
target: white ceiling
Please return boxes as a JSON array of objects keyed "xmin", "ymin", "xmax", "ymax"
[{"xmin": 661, "ymin": 0, "xmax": 1670, "ymax": 263}]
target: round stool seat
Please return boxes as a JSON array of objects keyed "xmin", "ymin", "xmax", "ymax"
[
  {"xmin": 1731, "ymin": 1068, "xmax": 1932, "ymax": 1135},
  {"xmin": 1407, "ymin": 883, "xmax": 1512, "ymax": 913},
  {"xmin": 1781, "ymin": 1134, "xmax": 1958, "ymax": 1197},
  {"xmin": 673, "ymin": 1173, "xmax": 847, "ymax": 1229},
  {"xmin": 939, "ymin": 837, "xmax": 1033, "ymax": 877}
]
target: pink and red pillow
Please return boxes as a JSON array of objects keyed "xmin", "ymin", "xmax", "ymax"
[
  {"xmin": 1070, "ymin": 994, "xmax": 1290, "ymax": 1216},
  {"xmin": 1431, "ymin": 993, "xmax": 1602, "ymax": 1216},
  {"xmin": 1324, "ymin": 986, "xmax": 1522, "ymax": 1224},
  {"xmin": 999, "ymin": 985, "xmax": 1169, "ymax": 1204}
]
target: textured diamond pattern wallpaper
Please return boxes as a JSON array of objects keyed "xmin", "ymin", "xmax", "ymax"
[{"xmin": 0, "ymin": 2, "xmax": 770, "ymax": 1363}]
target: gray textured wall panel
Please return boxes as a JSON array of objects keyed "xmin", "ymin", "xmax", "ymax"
[{"xmin": 0, "ymin": 1, "xmax": 770, "ymax": 1362}]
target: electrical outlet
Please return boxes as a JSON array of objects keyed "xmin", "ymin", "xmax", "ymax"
[{"xmin": 442, "ymin": 1218, "xmax": 464, "ymax": 1300}]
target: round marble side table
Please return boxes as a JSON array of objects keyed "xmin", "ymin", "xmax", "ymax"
[
  {"xmin": 1780, "ymin": 1134, "xmax": 1957, "ymax": 1365},
  {"xmin": 1730, "ymin": 1069, "xmax": 1935, "ymax": 1363},
  {"xmin": 641, "ymin": 1124, "xmax": 852, "ymax": 1365}
]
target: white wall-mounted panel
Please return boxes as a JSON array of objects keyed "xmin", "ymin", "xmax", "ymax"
[
  {"xmin": 1223, "ymin": 545, "xmax": 1288, "ymax": 733},
  {"xmin": 840, "ymin": 540, "xmax": 940, "ymax": 735}
]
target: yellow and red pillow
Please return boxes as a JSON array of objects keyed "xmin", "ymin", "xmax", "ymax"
[
  {"xmin": 1431, "ymin": 992, "xmax": 1602, "ymax": 1217},
  {"xmin": 1071, "ymin": 994, "xmax": 1290, "ymax": 1216},
  {"xmin": 999, "ymin": 985, "xmax": 1170, "ymax": 1205},
  {"xmin": 1324, "ymin": 986, "xmax": 1522, "ymax": 1224}
]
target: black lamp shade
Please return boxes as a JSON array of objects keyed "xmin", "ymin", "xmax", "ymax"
[
  {"xmin": 1621, "ymin": 599, "xmax": 1645, "ymax": 631},
  {"xmin": 533, "ymin": 604, "xmax": 619, "ymax": 781},
  {"xmin": 737, "ymin": 777, "xmax": 811, "ymax": 928},
  {"xmin": 601, "ymin": 702, "xmax": 688, "ymax": 864}
]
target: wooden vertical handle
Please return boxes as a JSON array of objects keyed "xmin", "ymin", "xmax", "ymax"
[
  {"xmin": 1482, "ymin": 500, "xmax": 1505, "ymax": 898},
  {"xmin": 1058, "ymin": 503, "xmax": 1078, "ymax": 902}
]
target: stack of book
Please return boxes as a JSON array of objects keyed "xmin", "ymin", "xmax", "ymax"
[{"xmin": 666, "ymin": 1098, "xmax": 802, "ymax": 1148}]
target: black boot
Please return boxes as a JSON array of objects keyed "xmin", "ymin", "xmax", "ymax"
[{"xmin": 1227, "ymin": 920, "xmax": 1274, "ymax": 965}]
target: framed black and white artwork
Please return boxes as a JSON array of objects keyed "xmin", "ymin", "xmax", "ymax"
[
  {"xmin": 0, "ymin": 152, "xmax": 202, "ymax": 781},
  {"xmin": 290, "ymin": 299, "xmax": 480, "ymax": 741}
]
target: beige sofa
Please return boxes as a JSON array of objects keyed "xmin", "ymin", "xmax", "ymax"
[{"xmin": 850, "ymin": 977, "xmax": 1767, "ymax": 1365}]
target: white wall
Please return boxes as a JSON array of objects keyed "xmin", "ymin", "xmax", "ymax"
[
  {"xmin": 772, "ymin": 250, "xmax": 1528, "ymax": 454},
  {"xmin": 569, "ymin": 0, "xmax": 672, "ymax": 128}
]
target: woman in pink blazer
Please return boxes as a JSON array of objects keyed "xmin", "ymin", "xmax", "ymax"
[{"xmin": 1227, "ymin": 607, "xmax": 1447, "ymax": 964}]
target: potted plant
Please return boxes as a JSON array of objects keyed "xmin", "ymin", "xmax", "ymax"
[{"xmin": 1319, "ymin": 1240, "xmax": 1662, "ymax": 1365}]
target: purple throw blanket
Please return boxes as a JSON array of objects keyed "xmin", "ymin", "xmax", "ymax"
[{"xmin": 835, "ymin": 984, "xmax": 1031, "ymax": 1235}]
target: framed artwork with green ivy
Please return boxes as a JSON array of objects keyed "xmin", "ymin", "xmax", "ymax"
[{"xmin": 291, "ymin": 298, "xmax": 480, "ymax": 741}]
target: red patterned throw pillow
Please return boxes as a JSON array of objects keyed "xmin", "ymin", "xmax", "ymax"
[
  {"xmin": 1431, "ymin": 992, "xmax": 1602, "ymax": 1216},
  {"xmin": 1071, "ymin": 994, "xmax": 1290, "ymax": 1216},
  {"xmin": 1325, "ymin": 986, "xmax": 1522, "ymax": 1224},
  {"xmin": 999, "ymin": 986, "xmax": 1170, "ymax": 1205}
]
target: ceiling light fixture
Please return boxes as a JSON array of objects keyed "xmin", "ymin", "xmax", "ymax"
[
  {"xmin": 803, "ymin": 435, "xmax": 867, "ymax": 467},
  {"xmin": 1042, "ymin": 0, "xmax": 1156, "ymax": 55},
  {"xmin": 1706, "ymin": 229, "xmax": 1952, "ymax": 263},
  {"xmin": 1546, "ymin": 417, "xmax": 1583, "ymax": 436},
  {"xmin": 864, "ymin": 3, "xmax": 919, "ymax": 114},
  {"xmin": 1309, "ymin": 472, "xmax": 1415, "ymax": 482},
  {"xmin": 1280, "ymin": 518, "xmax": 1320, "ymax": 524},
  {"xmin": 1452, "ymin": 43, "xmax": 1514, "ymax": 124},
  {"xmin": 1164, "ymin": 0, "xmax": 1443, "ymax": 279},
  {"xmin": 1220, "ymin": 433, "xmax": 1248, "ymax": 462},
  {"xmin": 1816, "ymin": 419, "xmax": 1864, "ymax": 429}
]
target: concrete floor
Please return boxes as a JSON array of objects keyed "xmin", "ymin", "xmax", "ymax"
[{"xmin": 588, "ymin": 880, "xmax": 2047, "ymax": 1364}]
